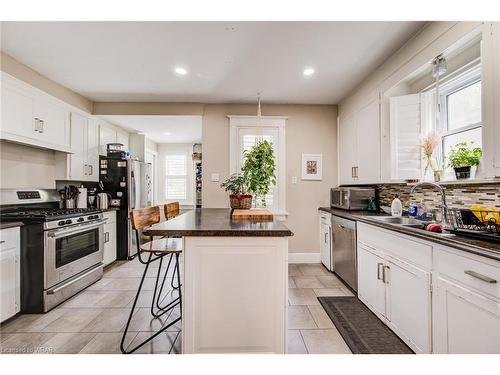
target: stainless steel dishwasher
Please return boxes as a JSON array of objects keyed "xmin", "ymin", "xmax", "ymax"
[{"xmin": 331, "ymin": 215, "xmax": 357, "ymax": 291}]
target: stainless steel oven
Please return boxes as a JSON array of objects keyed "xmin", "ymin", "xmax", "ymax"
[{"xmin": 44, "ymin": 219, "xmax": 105, "ymax": 289}]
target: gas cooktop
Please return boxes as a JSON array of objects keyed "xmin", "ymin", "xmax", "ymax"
[{"xmin": 0, "ymin": 207, "xmax": 102, "ymax": 221}]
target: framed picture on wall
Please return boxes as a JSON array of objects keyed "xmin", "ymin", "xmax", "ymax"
[{"xmin": 301, "ymin": 153, "xmax": 322, "ymax": 180}]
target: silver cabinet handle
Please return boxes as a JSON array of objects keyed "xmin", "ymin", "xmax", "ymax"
[
  {"xmin": 464, "ymin": 270, "xmax": 497, "ymax": 284},
  {"xmin": 0, "ymin": 240, "xmax": 5, "ymax": 244},
  {"xmin": 83, "ymin": 164, "xmax": 88, "ymax": 176},
  {"xmin": 324, "ymin": 232, "xmax": 328, "ymax": 244},
  {"xmin": 338, "ymin": 224, "xmax": 345, "ymax": 229},
  {"xmin": 354, "ymin": 166, "xmax": 359, "ymax": 178},
  {"xmin": 383, "ymin": 265, "xmax": 390, "ymax": 284},
  {"xmin": 34, "ymin": 118, "xmax": 39, "ymax": 132},
  {"xmin": 377, "ymin": 263, "xmax": 383, "ymax": 280},
  {"xmin": 89, "ymin": 165, "xmax": 93, "ymax": 176},
  {"xmin": 351, "ymin": 167, "xmax": 355, "ymax": 178},
  {"xmin": 39, "ymin": 119, "xmax": 44, "ymax": 133},
  {"xmin": 104, "ymin": 232, "xmax": 109, "ymax": 243}
]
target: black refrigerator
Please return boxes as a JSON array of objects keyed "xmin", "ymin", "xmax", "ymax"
[{"xmin": 99, "ymin": 156, "xmax": 153, "ymax": 259}]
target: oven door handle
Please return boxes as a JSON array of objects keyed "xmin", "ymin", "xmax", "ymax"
[{"xmin": 47, "ymin": 219, "xmax": 107, "ymax": 238}]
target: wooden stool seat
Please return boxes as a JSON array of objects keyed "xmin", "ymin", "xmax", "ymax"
[{"xmin": 140, "ymin": 237, "xmax": 183, "ymax": 253}]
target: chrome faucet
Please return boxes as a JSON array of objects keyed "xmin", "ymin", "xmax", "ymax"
[{"xmin": 410, "ymin": 182, "xmax": 448, "ymax": 225}]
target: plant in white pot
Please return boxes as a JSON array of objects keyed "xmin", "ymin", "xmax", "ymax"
[
  {"xmin": 220, "ymin": 174, "xmax": 252, "ymax": 209},
  {"xmin": 241, "ymin": 140, "xmax": 276, "ymax": 208}
]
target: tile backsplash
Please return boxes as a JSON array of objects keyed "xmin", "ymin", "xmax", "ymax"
[{"xmin": 377, "ymin": 182, "xmax": 500, "ymax": 212}]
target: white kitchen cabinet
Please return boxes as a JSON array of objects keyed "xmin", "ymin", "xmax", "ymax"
[
  {"xmin": 116, "ymin": 129, "xmax": 129, "ymax": 151},
  {"xmin": 99, "ymin": 121, "xmax": 117, "ymax": 155},
  {"xmin": 0, "ymin": 227, "xmax": 21, "ymax": 323},
  {"xmin": 319, "ymin": 212, "xmax": 332, "ymax": 271},
  {"xmin": 433, "ymin": 245, "xmax": 500, "ymax": 354},
  {"xmin": 102, "ymin": 211, "xmax": 117, "ymax": 266},
  {"xmin": 482, "ymin": 22, "xmax": 500, "ymax": 178},
  {"xmin": 55, "ymin": 112, "xmax": 99, "ymax": 182},
  {"xmin": 357, "ymin": 223, "xmax": 432, "ymax": 353},
  {"xmin": 384, "ymin": 255, "xmax": 431, "ymax": 354},
  {"xmin": 357, "ymin": 244, "xmax": 386, "ymax": 320},
  {"xmin": 1, "ymin": 73, "xmax": 71, "ymax": 153},
  {"xmin": 338, "ymin": 96, "xmax": 381, "ymax": 185}
]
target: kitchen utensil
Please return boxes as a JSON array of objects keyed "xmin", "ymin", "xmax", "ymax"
[{"xmin": 88, "ymin": 195, "xmax": 96, "ymax": 209}]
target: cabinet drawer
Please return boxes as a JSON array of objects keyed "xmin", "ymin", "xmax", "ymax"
[
  {"xmin": 436, "ymin": 246, "xmax": 500, "ymax": 300},
  {"xmin": 319, "ymin": 212, "xmax": 331, "ymax": 225},
  {"xmin": 357, "ymin": 222, "xmax": 432, "ymax": 269},
  {"xmin": 0, "ymin": 227, "xmax": 20, "ymax": 252}
]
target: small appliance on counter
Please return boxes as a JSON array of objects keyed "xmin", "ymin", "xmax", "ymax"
[
  {"xmin": 330, "ymin": 187, "xmax": 375, "ymax": 210},
  {"xmin": 0, "ymin": 189, "xmax": 105, "ymax": 312}
]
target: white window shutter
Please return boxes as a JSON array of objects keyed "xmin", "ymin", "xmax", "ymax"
[{"xmin": 390, "ymin": 94, "xmax": 422, "ymax": 180}]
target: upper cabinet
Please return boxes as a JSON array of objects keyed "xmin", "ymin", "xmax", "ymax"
[
  {"xmin": 1, "ymin": 73, "xmax": 71, "ymax": 153},
  {"xmin": 98, "ymin": 120, "xmax": 129, "ymax": 156},
  {"xmin": 338, "ymin": 96, "xmax": 381, "ymax": 185},
  {"xmin": 482, "ymin": 22, "xmax": 500, "ymax": 178},
  {"xmin": 55, "ymin": 113, "xmax": 99, "ymax": 182}
]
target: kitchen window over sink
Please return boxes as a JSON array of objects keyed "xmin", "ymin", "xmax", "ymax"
[{"xmin": 228, "ymin": 115, "xmax": 287, "ymax": 218}]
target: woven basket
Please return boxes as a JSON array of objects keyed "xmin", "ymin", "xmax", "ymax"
[{"xmin": 229, "ymin": 194, "xmax": 253, "ymax": 209}]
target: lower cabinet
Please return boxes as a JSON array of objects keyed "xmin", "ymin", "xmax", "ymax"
[
  {"xmin": 102, "ymin": 211, "xmax": 117, "ymax": 266},
  {"xmin": 319, "ymin": 212, "xmax": 332, "ymax": 271},
  {"xmin": 0, "ymin": 227, "xmax": 21, "ymax": 323},
  {"xmin": 358, "ymin": 222, "xmax": 500, "ymax": 354},
  {"xmin": 357, "ymin": 223, "xmax": 432, "ymax": 353}
]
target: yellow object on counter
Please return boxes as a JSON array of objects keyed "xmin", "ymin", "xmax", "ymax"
[{"xmin": 470, "ymin": 204, "xmax": 500, "ymax": 224}]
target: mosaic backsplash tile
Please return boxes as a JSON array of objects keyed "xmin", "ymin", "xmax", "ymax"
[{"xmin": 376, "ymin": 182, "xmax": 500, "ymax": 212}]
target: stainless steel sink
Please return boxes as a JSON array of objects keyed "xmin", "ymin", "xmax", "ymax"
[{"xmin": 369, "ymin": 216, "xmax": 426, "ymax": 226}]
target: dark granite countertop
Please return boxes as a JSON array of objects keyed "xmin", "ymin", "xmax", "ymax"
[
  {"xmin": 143, "ymin": 208, "xmax": 293, "ymax": 237},
  {"xmin": 319, "ymin": 207, "xmax": 500, "ymax": 262},
  {"xmin": 0, "ymin": 221, "xmax": 23, "ymax": 230}
]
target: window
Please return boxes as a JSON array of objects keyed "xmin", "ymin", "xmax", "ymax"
[
  {"xmin": 165, "ymin": 153, "xmax": 188, "ymax": 201},
  {"xmin": 229, "ymin": 116, "xmax": 286, "ymax": 217},
  {"xmin": 437, "ymin": 66, "xmax": 482, "ymax": 164}
]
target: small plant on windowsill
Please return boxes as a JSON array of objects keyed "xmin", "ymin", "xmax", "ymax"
[
  {"xmin": 447, "ymin": 142, "xmax": 482, "ymax": 179},
  {"xmin": 220, "ymin": 173, "xmax": 252, "ymax": 209},
  {"xmin": 241, "ymin": 139, "xmax": 276, "ymax": 208}
]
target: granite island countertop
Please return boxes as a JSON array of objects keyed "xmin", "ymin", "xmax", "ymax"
[
  {"xmin": 319, "ymin": 207, "xmax": 500, "ymax": 262},
  {"xmin": 143, "ymin": 208, "xmax": 293, "ymax": 237}
]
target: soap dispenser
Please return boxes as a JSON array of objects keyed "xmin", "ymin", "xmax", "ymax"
[{"xmin": 391, "ymin": 194, "xmax": 403, "ymax": 217}]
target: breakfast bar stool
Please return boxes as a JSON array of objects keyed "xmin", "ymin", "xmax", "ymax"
[
  {"xmin": 164, "ymin": 202, "xmax": 182, "ymax": 291},
  {"xmin": 120, "ymin": 205, "xmax": 182, "ymax": 354}
]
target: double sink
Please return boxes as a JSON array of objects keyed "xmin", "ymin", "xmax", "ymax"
[{"xmin": 365, "ymin": 215, "xmax": 456, "ymax": 237}]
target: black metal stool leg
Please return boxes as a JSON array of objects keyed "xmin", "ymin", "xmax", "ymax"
[{"xmin": 175, "ymin": 253, "xmax": 182, "ymax": 316}]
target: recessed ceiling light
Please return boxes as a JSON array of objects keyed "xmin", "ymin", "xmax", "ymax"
[
  {"xmin": 163, "ymin": 132, "xmax": 171, "ymax": 136},
  {"xmin": 303, "ymin": 68, "xmax": 315, "ymax": 76},
  {"xmin": 174, "ymin": 67, "xmax": 187, "ymax": 75}
]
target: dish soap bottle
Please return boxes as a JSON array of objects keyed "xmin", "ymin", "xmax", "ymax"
[{"xmin": 391, "ymin": 194, "xmax": 403, "ymax": 217}]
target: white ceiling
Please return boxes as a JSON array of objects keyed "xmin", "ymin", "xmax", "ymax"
[
  {"xmin": 1, "ymin": 21, "xmax": 425, "ymax": 104},
  {"xmin": 99, "ymin": 115, "xmax": 202, "ymax": 144}
]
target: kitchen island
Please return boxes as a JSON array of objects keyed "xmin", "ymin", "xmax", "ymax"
[{"xmin": 143, "ymin": 208, "xmax": 293, "ymax": 354}]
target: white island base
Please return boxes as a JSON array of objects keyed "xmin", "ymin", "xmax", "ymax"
[{"xmin": 181, "ymin": 236, "xmax": 289, "ymax": 353}]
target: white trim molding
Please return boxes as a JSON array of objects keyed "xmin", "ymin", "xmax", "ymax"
[
  {"xmin": 288, "ymin": 252, "xmax": 321, "ymax": 264},
  {"xmin": 228, "ymin": 115, "xmax": 287, "ymax": 215}
]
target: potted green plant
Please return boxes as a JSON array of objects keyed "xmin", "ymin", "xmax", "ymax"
[
  {"xmin": 220, "ymin": 173, "xmax": 252, "ymax": 209},
  {"xmin": 241, "ymin": 140, "xmax": 276, "ymax": 208},
  {"xmin": 447, "ymin": 142, "xmax": 482, "ymax": 179}
]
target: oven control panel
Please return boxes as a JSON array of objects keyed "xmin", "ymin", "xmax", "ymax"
[
  {"xmin": 45, "ymin": 213, "xmax": 104, "ymax": 231},
  {"xmin": 17, "ymin": 191, "xmax": 41, "ymax": 200}
]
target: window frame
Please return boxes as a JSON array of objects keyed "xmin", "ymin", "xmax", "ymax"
[
  {"xmin": 228, "ymin": 115, "xmax": 287, "ymax": 218},
  {"xmin": 161, "ymin": 144, "xmax": 194, "ymax": 206},
  {"xmin": 437, "ymin": 66, "xmax": 482, "ymax": 163}
]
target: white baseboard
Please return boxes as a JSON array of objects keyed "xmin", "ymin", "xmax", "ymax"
[{"xmin": 288, "ymin": 252, "xmax": 321, "ymax": 264}]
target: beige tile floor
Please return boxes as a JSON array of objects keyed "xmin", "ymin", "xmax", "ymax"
[{"xmin": 0, "ymin": 261, "xmax": 352, "ymax": 354}]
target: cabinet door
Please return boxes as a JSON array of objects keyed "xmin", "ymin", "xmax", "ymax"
[
  {"xmin": 357, "ymin": 244, "xmax": 386, "ymax": 319},
  {"xmin": 103, "ymin": 221, "xmax": 117, "ymax": 266},
  {"xmin": 338, "ymin": 112, "xmax": 357, "ymax": 185},
  {"xmin": 69, "ymin": 112, "xmax": 88, "ymax": 181},
  {"xmin": 356, "ymin": 98, "xmax": 381, "ymax": 183},
  {"xmin": 1, "ymin": 78, "xmax": 37, "ymax": 139},
  {"xmin": 433, "ymin": 277, "xmax": 500, "ymax": 354},
  {"xmin": 0, "ymin": 248, "xmax": 18, "ymax": 322},
  {"xmin": 384, "ymin": 256, "xmax": 431, "ymax": 353},
  {"xmin": 320, "ymin": 222, "xmax": 332, "ymax": 271},
  {"xmin": 99, "ymin": 122, "xmax": 116, "ymax": 155},
  {"xmin": 116, "ymin": 130, "xmax": 129, "ymax": 151},
  {"xmin": 86, "ymin": 119, "xmax": 100, "ymax": 181},
  {"xmin": 35, "ymin": 95, "xmax": 71, "ymax": 149}
]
